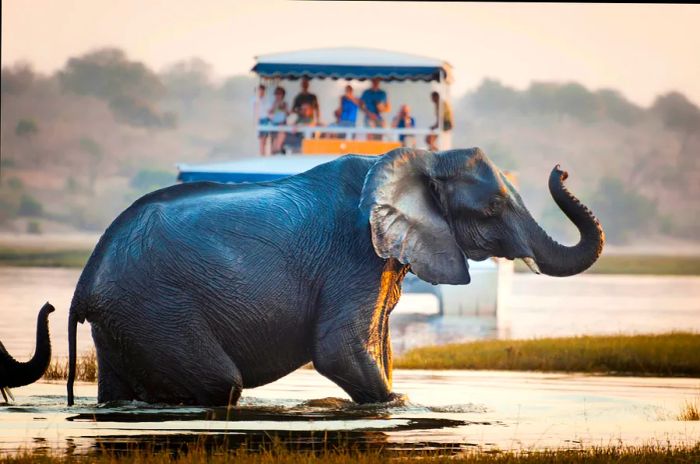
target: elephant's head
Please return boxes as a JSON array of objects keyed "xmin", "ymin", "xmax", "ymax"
[{"xmin": 359, "ymin": 148, "xmax": 605, "ymax": 284}]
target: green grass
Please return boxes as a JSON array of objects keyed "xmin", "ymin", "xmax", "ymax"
[
  {"xmin": 514, "ymin": 254, "xmax": 700, "ymax": 275},
  {"xmin": 2, "ymin": 444, "xmax": 699, "ymax": 463},
  {"xmin": 394, "ymin": 333, "xmax": 700, "ymax": 376},
  {"xmin": 0, "ymin": 246, "xmax": 92, "ymax": 268}
]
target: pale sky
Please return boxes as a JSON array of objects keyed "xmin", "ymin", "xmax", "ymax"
[{"xmin": 3, "ymin": 1, "xmax": 699, "ymax": 106}]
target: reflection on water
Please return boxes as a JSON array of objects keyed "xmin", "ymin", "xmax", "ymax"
[{"xmin": 1, "ymin": 370, "xmax": 698, "ymax": 455}]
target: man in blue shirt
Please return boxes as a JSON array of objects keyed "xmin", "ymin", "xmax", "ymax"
[{"xmin": 360, "ymin": 78, "xmax": 391, "ymax": 140}]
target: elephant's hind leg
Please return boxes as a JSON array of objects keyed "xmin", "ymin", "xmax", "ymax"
[
  {"xmin": 191, "ymin": 353, "xmax": 243, "ymax": 406},
  {"xmin": 92, "ymin": 325, "xmax": 136, "ymax": 403}
]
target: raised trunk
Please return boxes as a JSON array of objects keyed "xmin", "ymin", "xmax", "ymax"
[
  {"xmin": 0, "ymin": 303, "xmax": 54, "ymax": 388},
  {"xmin": 530, "ymin": 166, "xmax": 605, "ymax": 276}
]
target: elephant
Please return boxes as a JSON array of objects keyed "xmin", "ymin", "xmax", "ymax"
[
  {"xmin": 1, "ymin": 302, "xmax": 55, "ymax": 402},
  {"xmin": 66, "ymin": 148, "xmax": 604, "ymax": 406}
]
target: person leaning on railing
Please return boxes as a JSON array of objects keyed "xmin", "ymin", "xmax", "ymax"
[
  {"xmin": 291, "ymin": 77, "xmax": 321, "ymax": 124},
  {"xmin": 359, "ymin": 78, "xmax": 391, "ymax": 141},
  {"xmin": 426, "ymin": 91, "xmax": 453, "ymax": 151},
  {"xmin": 325, "ymin": 85, "xmax": 360, "ymax": 139},
  {"xmin": 285, "ymin": 102, "xmax": 318, "ymax": 154},
  {"xmin": 392, "ymin": 104, "xmax": 417, "ymax": 148},
  {"xmin": 252, "ymin": 84, "xmax": 273, "ymax": 156},
  {"xmin": 269, "ymin": 86, "xmax": 290, "ymax": 155}
]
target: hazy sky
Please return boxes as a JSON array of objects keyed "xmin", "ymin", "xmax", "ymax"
[{"xmin": 3, "ymin": 1, "xmax": 699, "ymax": 106}]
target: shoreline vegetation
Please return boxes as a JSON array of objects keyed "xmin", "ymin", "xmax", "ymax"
[
  {"xmin": 2, "ymin": 444, "xmax": 700, "ymax": 463},
  {"xmin": 46, "ymin": 333, "xmax": 700, "ymax": 383},
  {"xmin": 1, "ymin": 246, "xmax": 700, "ymax": 275},
  {"xmin": 395, "ymin": 333, "xmax": 700, "ymax": 376}
]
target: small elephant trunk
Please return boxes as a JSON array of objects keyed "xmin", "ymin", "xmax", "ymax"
[
  {"xmin": 529, "ymin": 166, "xmax": 605, "ymax": 277},
  {"xmin": 2, "ymin": 303, "xmax": 54, "ymax": 388}
]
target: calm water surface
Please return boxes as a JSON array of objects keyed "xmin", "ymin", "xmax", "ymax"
[{"xmin": 1, "ymin": 267, "xmax": 699, "ymax": 455}]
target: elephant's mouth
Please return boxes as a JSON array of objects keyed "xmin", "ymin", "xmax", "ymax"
[{"xmin": 462, "ymin": 248, "xmax": 542, "ymax": 276}]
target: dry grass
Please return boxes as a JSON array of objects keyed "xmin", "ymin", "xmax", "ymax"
[
  {"xmin": 678, "ymin": 393, "xmax": 700, "ymax": 421},
  {"xmin": 1, "ymin": 443, "xmax": 699, "ymax": 463},
  {"xmin": 395, "ymin": 333, "xmax": 700, "ymax": 376},
  {"xmin": 43, "ymin": 350, "xmax": 97, "ymax": 382}
]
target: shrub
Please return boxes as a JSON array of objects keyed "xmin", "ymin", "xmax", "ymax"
[
  {"xmin": 130, "ymin": 169, "xmax": 174, "ymax": 192},
  {"xmin": 17, "ymin": 194, "xmax": 43, "ymax": 217},
  {"xmin": 26, "ymin": 220, "xmax": 42, "ymax": 234}
]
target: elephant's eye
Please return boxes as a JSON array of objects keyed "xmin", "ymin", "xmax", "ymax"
[{"xmin": 485, "ymin": 196, "xmax": 506, "ymax": 216}]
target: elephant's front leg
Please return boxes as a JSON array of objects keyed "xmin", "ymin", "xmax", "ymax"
[
  {"xmin": 312, "ymin": 260, "xmax": 405, "ymax": 404},
  {"xmin": 312, "ymin": 318, "xmax": 394, "ymax": 404}
]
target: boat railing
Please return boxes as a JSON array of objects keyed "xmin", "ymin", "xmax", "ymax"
[{"xmin": 256, "ymin": 124, "xmax": 441, "ymax": 141}]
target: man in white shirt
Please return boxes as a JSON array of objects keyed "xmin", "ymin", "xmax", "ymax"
[{"xmin": 251, "ymin": 84, "xmax": 273, "ymax": 156}]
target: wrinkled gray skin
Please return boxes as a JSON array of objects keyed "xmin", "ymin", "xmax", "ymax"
[
  {"xmin": 67, "ymin": 148, "xmax": 604, "ymax": 406},
  {"xmin": 1, "ymin": 303, "xmax": 55, "ymax": 402}
]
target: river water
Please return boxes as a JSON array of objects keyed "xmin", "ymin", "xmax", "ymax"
[{"xmin": 1, "ymin": 267, "xmax": 699, "ymax": 454}]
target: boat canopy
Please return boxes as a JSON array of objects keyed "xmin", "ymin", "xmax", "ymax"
[{"xmin": 252, "ymin": 47, "xmax": 453, "ymax": 83}]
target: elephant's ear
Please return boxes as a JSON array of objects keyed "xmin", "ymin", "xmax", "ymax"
[{"xmin": 359, "ymin": 148, "xmax": 470, "ymax": 285}]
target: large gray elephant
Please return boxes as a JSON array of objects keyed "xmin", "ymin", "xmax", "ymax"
[{"xmin": 67, "ymin": 148, "xmax": 604, "ymax": 406}]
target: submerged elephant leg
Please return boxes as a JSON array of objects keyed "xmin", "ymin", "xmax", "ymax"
[
  {"xmin": 313, "ymin": 259, "xmax": 406, "ymax": 404},
  {"xmin": 190, "ymin": 353, "xmax": 243, "ymax": 406},
  {"xmin": 92, "ymin": 325, "xmax": 136, "ymax": 403},
  {"xmin": 313, "ymin": 332, "xmax": 393, "ymax": 404}
]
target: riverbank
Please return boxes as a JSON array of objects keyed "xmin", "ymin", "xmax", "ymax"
[
  {"xmin": 394, "ymin": 333, "xmax": 700, "ymax": 375},
  {"xmin": 3, "ymin": 444, "xmax": 700, "ymax": 463},
  {"xmin": 512, "ymin": 254, "xmax": 700, "ymax": 275},
  {"xmin": 3, "ymin": 245, "xmax": 700, "ymax": 275},
  {"xmin": 48, "ymin": 333, "xmax": 700, "ymax": 382}
]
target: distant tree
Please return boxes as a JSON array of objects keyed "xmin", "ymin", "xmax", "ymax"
[
  {"xmin": 161, "ymin": 58, "xmax": 212, "ymax": 108},
  {"xmin": 109, "ymin": 95, "xmax": 177, "ymax": 129},
  {"xmin": 59, "ymin": 47, "xmax": 164, "ymax": 101},
  {"xmin": 652, "ymin": 92, "xmax": 700, "ymax": 173},
  {"xmin": 219, "ymin": 75, "xmax": 257, "ymax": 100},
  {"xmin": 588, "ymin": 177, "xmax": 658, "ymax": 244},
  {"xmin": 466, "ymin": 78, "xmax": 521, "ymax": 114},
  {"xmin": 15, "ymin": 119, "xmax": 38, "ymax": 138},
  {"xmin": 555, "ymin": 82, "xmax": 599, "ymax": 123},
  {"xmin": 7, "ymin": 178, "xmax": 24, "ymax": 190},
  {"xmin": 79, "ymin": 137, "xmax": 104, "ymax": 192},
  {"xmin": 26, "ymin": 220, "xmax": 42, "ymax": 234},
  {"xmin": 18, "ymin": 193, "xmax": 43, "ymax": 217},
  {"xmin": 130, "ymin": 169, "xmax": 174, "ymax": 192},
  {"xmin": 15, "ymin": 119, "xmax": 39, "ymax": 165},
  {"xmin": 595, "ymin": 89, "xmax": 644, "ymax": 126},
  {"xmin": 1, "ymin": 62, "xmax": 35, "ymax": 94},
  {"xmin": 524, "ymin": 82, "xmax": 559, "ymax": 115},
  {"xmin": 652, "ymin": 92, "xmax": 700, "ymax": 134}
]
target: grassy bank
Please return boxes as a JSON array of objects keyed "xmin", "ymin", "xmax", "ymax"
[
  {"xmin": 50, "ymin": 334, "xmax": 700, "ymax": 383},
  {"xmin": 0, "ymin": 247, "xmax": 92, "ymax": 268},
  {"xmin": 43, "ymin": 350, "xmax": 97, "ymax": 382},
  {"xmin": 394, "ymin": 333, "xmax": 700, "ymax": 376},
  {"xmin": 514, "ymin": 254, "xmax": 700, "ymax": 275},
  {"xmin": 3, "ymin": 444, "xmax": 700, "ymax": 464}
]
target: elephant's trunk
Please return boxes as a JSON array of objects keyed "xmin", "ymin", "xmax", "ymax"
[
  {"xmin": 1, "ymin": 303, "xmax": 54, "ymax": 388},
  {"xmin": 529, "ymin": 166, "xmax": 605, "ymax": 277}
]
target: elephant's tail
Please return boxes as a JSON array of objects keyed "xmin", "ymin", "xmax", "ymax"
[{"xmin": 67, "ymin": 311, "xmax": 78, "ymax": 406}]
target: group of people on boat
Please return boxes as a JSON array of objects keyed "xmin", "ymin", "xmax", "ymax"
[{"xmin": 252, "ymin": 77, "xmax": 453, "ymax": 155}]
